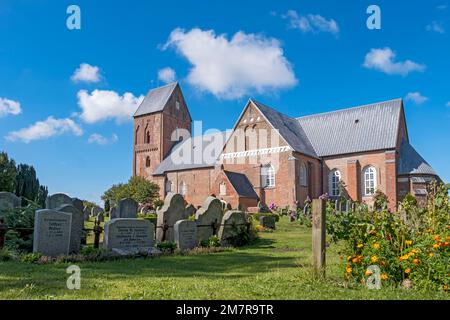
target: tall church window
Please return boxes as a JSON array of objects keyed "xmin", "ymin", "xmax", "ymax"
[
  {"xmin": 145, "ymin": 156, "xmax": 151, "ymax": 168},
  {"xmin": 179, "ymin": 181, "xmax": 187, "ymax": 196},
  {"xmin": 329, "ymin": 170, "xmax": 341, "ymax": 196},
  {"xmin": 300, "ymin": 163, "xmax": 308, "ymax": 187},
  {"xmin": 219, "ymin": 182, "xmax": 227, "ymax": 196},
  {"xmin": 146, "ymin": 131, "xmax": 151, "ymax": 144},
  {"xmin": 135, "ymin": 126, "xmax": 140, "ymax": 145},
  {"xmin": 261, "ymin": 164, "xmax": 275, "ymax": 188},
  {"xmin": 363, "ymin": 166, "xmax": 377, "ymax": 196},
  {"xmin": 165, "ymin": 179, "xmax": 173, "ymax": 194}
]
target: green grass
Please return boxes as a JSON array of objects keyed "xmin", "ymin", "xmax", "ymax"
[{"xmin": 0, "ymin": 217, "xmax": 448, "ymax": 300}]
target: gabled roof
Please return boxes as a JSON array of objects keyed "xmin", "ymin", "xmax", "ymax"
[
  {"xmin": 250, "ymin": 100, "xmax": 318, "ymax": 158},
  {"xmin": 398, "ymin": 139, "xmax": 437, "ymax": 176},
  {"xmin": 154, "ymin": 131, "xmax": 230, "ymax": 175},
  {"xmin": 134, "ymin": 82, "xmax": 178, "ymax": 117},
  {"xmin": 296, "ymin": 98, "xmax": 403, "ymax": 157},
  {"xmin": 224, "ymin": 171, "xmax": 258, "ymax": 198}
]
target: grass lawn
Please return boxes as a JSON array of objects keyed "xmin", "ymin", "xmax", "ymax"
[{"xmin": 0, "ymin": 217, "xmax": 448, "ymax": 300}]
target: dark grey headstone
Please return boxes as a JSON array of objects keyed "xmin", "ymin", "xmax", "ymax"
[
  {"xmin": 118, "ymin": 198, "xmax": 138, "ymax": 219},
  {"xmin": 156, "ymin": 193, "xmax": 185, "ymax": 242},
  {"xmin": 218, "ymin": 211, "xmax": 247, "ymax": 246},
  {"xmin": 195, "ymin": 196, "xmax": 223, "ymax": 243},
  {"xmin": 56, "ymin": 204, "xmax": 84, "ymax": 253},
  {"xmin": 46, "ymin": 193, "xmax": 73, "ymax": 210},
  {"xmin": 259, "ymin": 216, "xmax": 276, "ymax": 230},
  {"xmin": 0, "ymin": 192, "xmax": 21, "ymax": 217}
]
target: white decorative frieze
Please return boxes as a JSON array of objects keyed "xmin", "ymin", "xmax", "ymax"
[{"xmin": 220, "ymin": 146, "xmax": 292, "ymax": 159}]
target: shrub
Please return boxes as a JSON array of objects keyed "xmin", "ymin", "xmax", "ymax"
[
  {"xmin": 157, "ymin": 241, "xmax": 177, "ymax": 253},
  {"xmin": 200, "ymin": 235, "xmax": 221, "ymax": 248},
  {"xmin": 0, "ymin": 248, "xmax": 17, "ymax": 261},
  {"xmin": 334, "ymin": 181, "xmax": 449, "ymax": 292},
  {"xmin": 21, "ymin": 252, "xmax": 42, "ymax": 263},
  {"xmin": 3, "ymin": 203, "xmax": 38, "ymax": 252}
]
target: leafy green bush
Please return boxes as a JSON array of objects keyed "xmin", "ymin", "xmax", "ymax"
[
  {"xmin": 141, "ymin": 213, "xmax": 157, "ymax": 226},
  {"xmin": 200, "ymin": 235, "xmax": 221, "ymax": 248},
  {"xmin": 157, "ymin": 241, "xmax": 177, "ymax": 253},
  {"xmin": 21, "ymin": 252, "xmax": 42, "ymax": 263},
  {"xmin": 0, "ymin": 248, "xmax": 17, "ymax": 261},
  {"xmin": 3, "ymin": 203, "xmax": 38, "ymax": 252}
]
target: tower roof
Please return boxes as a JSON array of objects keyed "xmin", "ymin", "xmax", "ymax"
[{"xmin": 134, "ymin": 82, "xmax": 178, "ymax": 117}]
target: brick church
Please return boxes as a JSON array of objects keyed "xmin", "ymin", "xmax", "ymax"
[{"xmin": 133, "ymin": 82, "xmax": 439, "ymax": 211}]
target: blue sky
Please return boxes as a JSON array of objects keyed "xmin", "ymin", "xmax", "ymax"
[{"xmin": 0, "ymin": 0, "xmax": 449, "ymax": 204}]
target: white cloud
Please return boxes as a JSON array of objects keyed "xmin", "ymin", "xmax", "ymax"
[
  {"xmin": 88, "ymin": 133, "xmax": 118, "ymax": 145},
  {"xmin": 426, "ymin": 21, "xmax": 445, "ymax": 34},
  {"xmin": 363, "ymin": 48, "xmax": 426, "ymax": 76},
  {"xmin": 158, "ymin": 67, "xmax": 176, "ymax": 84},
  {"xmin": 77, "ymin": 89, "xmax": 144, "ymax": 124},
  {"xmin": 283, "ymin": 10, "xmax": 339, "ymax": 35},
  {"xmin": 71, "ymin": 63, "xmax": 101, "ymax": 83},
  {"xmin": 0, "ymin": 97, "xmax": 22, "ymax": 117},
  {"xmin": 6, "ymin": 116, "xmax": 83, "ymax": 143},
  {"xmin": 405, "ymin": 92, "xmax": 429, "ymax": 105},
  {"xmin": 164, "ymin": 28, "xmax": 298, "ymax": 99}
]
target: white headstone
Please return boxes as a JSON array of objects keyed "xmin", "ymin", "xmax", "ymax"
[{"xmin": 33, "ymin": 209, "xmax": 72, "ymax": 256}]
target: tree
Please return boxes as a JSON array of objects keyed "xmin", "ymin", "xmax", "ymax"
[
  {"xmin": 104, "ymin": 199, "xmax": 111, "ymax": 212},
  {"xmin": 15, "ymin": 164, "xmax": 39, "ymax": 200},
  {"xmin": 102, "ymin": 176, "xmax": 160, "ymax": 206},
  {"xmin": 0, "ymin": 152, "xmax": 17, "ymax": 192}
]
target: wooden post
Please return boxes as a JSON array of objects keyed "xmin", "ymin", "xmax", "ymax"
[{"xmin": 312, "ymin": 199, "xmax": 326, "ymax": 278}]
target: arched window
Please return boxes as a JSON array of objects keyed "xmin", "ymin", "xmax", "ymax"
[
  {"xmin": 363, "ymin": 166, "xmax": 377, "ymax": 196},
  {"xmin": 261, "ymin": 164, "xmax": 275, "ymax": 188},
  {"xmin": 135, "ymin": 126, "xmax": 140, "ymax": 145},
  {"xmin": 146, "ymin": 131, "xmax": 151, "ymax": 144},
  {"xmin": 244, "ymin": 126, "xmax": 249, "ymax": 151},
  {"xmin": 219, "ymin": 182, "xmax": 227, "ymax": 196},
  {"xmin": 165, "ymin": 180, "xmax": 173, "ymax": 194},
  {"xmin": 300, "ymin": 163, "xmax": 308, "ymax": 187},
  {"xmin": 329, "ymin": 170, "xmax": 341, "ymax": 196},
  {"xmin": 145, "ymin": 156, "xmax": 151, "ymax": 168},
  {"xmin": 179, "ymin": 181, "xmax": 187, "ymax": 196}
]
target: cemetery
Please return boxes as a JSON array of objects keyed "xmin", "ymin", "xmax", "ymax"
[{"xmin": 0, "ymin": 183, "xmax": 449, "ymax": 299}]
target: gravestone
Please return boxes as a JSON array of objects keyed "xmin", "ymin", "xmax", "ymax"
[
  {"xmin": 184, "ymin": 204, "xmax": 196, "ymax": 219},
  {"xmin": 72, "ymin": 198, "xmax": 84, "ymax": 213},
  {"xmin": 46, "ymin": 193, "xmax": 73, "ymax": 210},
  {"xmin": 56, "ymin": 204, "xmax": 83, "ymax": 253},
  {"xmin": 91, "ymin": 205, "xmax": 103, "ymax": 217},
  {"xmin": 156, "ymin": 193, "xmax": 185, "ymax": 242},
  {"xmin": 195, "ymin": 196, "xmax": 223, "ymax": 243},
  {"xmin": 174, "ymin": 220, "xmax": 197, "ymax": 250},
  {"xmin": 259, "ymin": 216, "xmax": 276, "ymax": 230},
  {"xmin": 117, "ymin": 198, "xmax": 138, "ymax": 219},
  {"xmin": 33, "ymin": 209, "xmax": 72, "ymax": 256},
  {"xmin": 0, "ymin": 192, "xmax": 21, "ymax": 217},
  {"xmin": 218, "ymin": 210, "xmax": 248, "ymax": 246},
  {"xmin": 110, "ymin": 206, "xmax": 118, "ymax": 219},
  {"xmin": 103, "ymin": 218, "xmax": 154, "ymax": 255},
  {"xmin": 97, "ymin": 212, "xmax": 104, "ymax": 223}
]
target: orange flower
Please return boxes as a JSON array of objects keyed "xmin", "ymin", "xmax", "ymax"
[
  {"xmin": 369, "ymin": 230, "xmax": 376, "ymax": 235},
  {"xmin": 405, "ymin": 268, "xmax": 411, "ymax": 274},
  {"xmin": 365, "ymin": 270, "xmax": 373, "ymax": 277},
  {"xmin": 433, "ymin": 243, "xmax": 440, "ymax": 249},
  {"xmin": 413, "ymin": 259, "xmax": 420, "ymax": 265},
  {"xmin": 371, "ymin": 255, "xmax": 379, "ymax": 263},
  {"xmin": 357, "ymin": 244, "xmax": 364, "ymax": 249},
  {"xmin": 429, "ymin": 253, "xmax": 434, "ymax": 258},
  {"xmin": 347, "ymin": 255, "xmax": 352, "ymax": 261},
  {"xmin": 346, "ymin": 267, "xmax": 353, "ymax": 273},
  {"xmin": 380, "ymin": 274, "xmax": 388, "ymax": 280},
  {"xmin": 373, "ymin": 243, "xmax": 380, "ymax": 250},
  {"xmin": 352, "ymin": 257, "xmax": 358, "ymax": 263},
  {"xmin": 405, "ymin": 240, "xmax": 412, "ymax": 246},
  {"xmin": 399, "ymin": 254, "xmax": 409, "ymax": 261},
  {"xmin": 443, "ymin": 285, "xmax": 449, "ymax": 292},
  {"xmin": 433, "ymin": 235, "xmax": 441, "ymax": 241}
]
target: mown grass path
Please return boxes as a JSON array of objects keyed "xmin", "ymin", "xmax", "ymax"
[{"xmin": 0, "ymin": 217, "xmax": 448, "ymax": 299}]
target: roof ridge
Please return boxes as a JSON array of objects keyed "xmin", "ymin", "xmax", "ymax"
[
  {"xmin": 297, "ymin": 98, "xmax": 403, "ymax": 120},
  {"xmin": 251, "ymin": 99, "xmax": 295, "ymax": 120},
  {"xmin": 148, "ymin": 81, "xmax": 178, "ymax": 92}
]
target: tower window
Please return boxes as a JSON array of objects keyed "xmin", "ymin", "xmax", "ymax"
[
  {"xmin": 146, "ymin": 131, "xmax": 151, "ymax": 144},
  {"xmin": 145, "ymin": 156, "xmax": 151, "ymax": 168}
]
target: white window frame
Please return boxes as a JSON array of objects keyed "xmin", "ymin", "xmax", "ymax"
[
  {"xmin": 363, "ymin": 166, "xmax": 377, "ymax": 196},
  {"xmin": 179, "ymin": 181, "xmax": 187, "ymax": 196},
  {"xmin": 329, "ymin": 170, "xmax": 341, "ymax": 197},
  {"xmin": 262, "ymin": 164, "xmax": 275, "ymax": 188},
  {"xmin": 219, "ymin": 182, "xmax": 227, "ymax": 196},
  {"xmin": 300, "ymin": 163, "xmax": 308, "ymax": 187}
]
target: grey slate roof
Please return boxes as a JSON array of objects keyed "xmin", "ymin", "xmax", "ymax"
[
  {"xmin": 154, "ymin": 131, "xmax": 230, "ymax": 175},
  {"xmin": 398, "ymin": 139, "xmax": 437, "ymax": 176},
  {"xmin": 296, "ymin": 98, "xmax": 403, "ymax": 157},
  {"xmin": 224, "ymin": 171, "xmax": 259, "ymax": 198},
  {"xmin": 134, "ymin": 82, "xmax": 178, "ymax": 117},
  {"xmin": 251, "ymin": 100, "xmax": 318, "ymax": 158}
]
